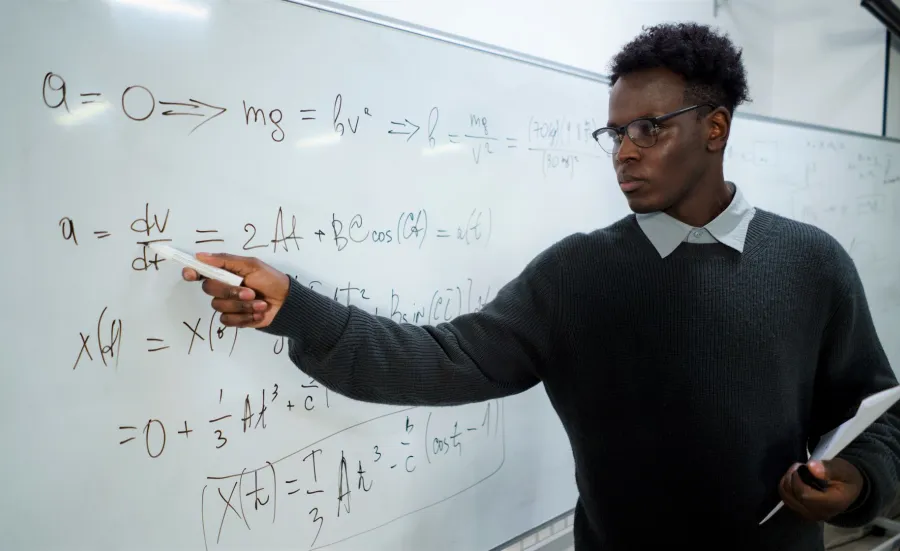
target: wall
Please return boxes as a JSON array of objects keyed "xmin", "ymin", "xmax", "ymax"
[
  {"xmin": 330, "ymin": 0, "xmax": 890, "ymax": 136},
  {"xmin": 771, "ymin": 0, "xmax": 887, "ymax": 135},
  {"xmin": 889, "ymin": 33, "xmax": 900, "ymax": 137}
]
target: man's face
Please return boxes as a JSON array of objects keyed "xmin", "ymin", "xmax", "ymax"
[{"xmin": 607, "ymin": 68, "xmax": 709, "ymax": 213}]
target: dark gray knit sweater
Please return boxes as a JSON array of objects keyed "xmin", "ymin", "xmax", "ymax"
[{"xmin": 262, "ymin": 208, "xmax": 900, "ymax": 550}]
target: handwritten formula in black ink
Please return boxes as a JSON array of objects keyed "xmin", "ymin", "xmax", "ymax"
[
  {"xmin": 200, "ymin": 401, "xmax": 504, "ymax": 550},
  {"xmin": 40, "ymin": 71, "xmax": 606, "ymax": 179}
]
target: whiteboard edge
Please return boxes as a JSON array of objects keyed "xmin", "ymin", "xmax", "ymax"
[
  {"xmin": 280, "ymin": 0, "xmax": 610, "ymax": 85},
  {"xmin": 487, "ymin": 507, "xmax": 577, "ymax": 551},
  {"xmin": 734, "ymin": 111, "xmax": 900, "ymax": 145}
]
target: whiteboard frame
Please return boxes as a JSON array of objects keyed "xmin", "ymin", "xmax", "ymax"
[
  {"xmin": 282, "ymin": 0, "xmax": 900, "ymax": 146},
  {"xmin": 281, "ymin": 0, "xmax": 607, "ymax": 84}
]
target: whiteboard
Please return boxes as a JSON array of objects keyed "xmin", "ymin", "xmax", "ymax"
[{"xmin": 0, "ymin": 1, "xmax": 898, "ymax": 551}]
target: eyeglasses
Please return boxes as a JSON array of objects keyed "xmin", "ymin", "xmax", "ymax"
[{"xmin": 592, "ymin": 103, "xmax": 715, "ymax": 154}]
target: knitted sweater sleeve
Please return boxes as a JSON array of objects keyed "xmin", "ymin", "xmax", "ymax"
[
  {"xmin": 812, "ymin": 245, "xmax": 900, "ymax": 527},
  {"xmin": 258, "ymin": 244, "xmax": 564, "ymax": 406}
]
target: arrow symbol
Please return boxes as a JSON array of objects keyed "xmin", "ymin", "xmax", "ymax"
[
  {"xmin": 159, "ymin": 98, "xmax": 227, "ymax": 134},
  {"xmin": 160, "ymin": 101, "xmax": 202, "ymax": 116},
  {"xmin": 388, "ymin": 119, "xmax": 420, "ymax": 142}
]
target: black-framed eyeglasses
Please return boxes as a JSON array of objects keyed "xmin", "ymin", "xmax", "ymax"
[{"xmin": 592, "ymin": 103, "xmax": 716, "ymax": 154}]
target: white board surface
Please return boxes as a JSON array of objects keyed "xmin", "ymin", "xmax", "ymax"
[{"xmin": 0, "ymin": 1, "xmax": 898, "ymax": 551}]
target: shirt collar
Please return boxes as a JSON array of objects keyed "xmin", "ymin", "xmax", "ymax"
[{"xmin": 635, "ymin": 182, "xmax": 757, "ymax": 258}]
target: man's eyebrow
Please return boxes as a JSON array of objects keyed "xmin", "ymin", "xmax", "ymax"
[{"xmin": 606, "ymin": 112, "xmax": 661, "ymax": 127}]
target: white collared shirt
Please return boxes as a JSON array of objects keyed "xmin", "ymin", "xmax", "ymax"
[{"xmin": 635, "ymin": 182, "xmax": 757, "ymax": 258}]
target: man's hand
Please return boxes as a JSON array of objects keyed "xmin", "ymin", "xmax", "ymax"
[
  {"xmin": 778, "ymin": 458, "xmax": 865, "ymax": 521},
  {"xmin": 182, "ymin": 253, "xmax": 290, "ymax": 329}
]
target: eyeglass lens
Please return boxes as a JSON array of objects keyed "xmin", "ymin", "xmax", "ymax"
[{"xmin": 595, "ymin": 119, "xmax": 657, "ymax": 153}]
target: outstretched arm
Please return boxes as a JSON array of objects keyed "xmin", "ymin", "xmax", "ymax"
[{"xmin": 184, "ymin": 246, "xmax": 565, "ymax": 407}]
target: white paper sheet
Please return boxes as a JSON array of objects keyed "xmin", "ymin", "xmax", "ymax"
[{"xmin": 759, "ymin": 385, "xmax": 900, "ymax": 525}]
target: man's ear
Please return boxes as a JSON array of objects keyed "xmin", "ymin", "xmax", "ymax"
[{"xmin": 706, "ymin": 108, "xmax": 731, "ymax": 153}]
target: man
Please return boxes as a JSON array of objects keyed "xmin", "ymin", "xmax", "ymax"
[{"xmin": 183, "ymin": 23, "xmax": 900, "ymax": 550}]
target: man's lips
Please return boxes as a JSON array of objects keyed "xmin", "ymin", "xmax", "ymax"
[{"xmin": 619, "ymin": 179, "xmax": 644, "ymax": 192}]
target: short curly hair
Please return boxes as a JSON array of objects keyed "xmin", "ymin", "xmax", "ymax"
[{"xmin": 609, "ymin": 22, "xmax": 751, "ymax": 116}]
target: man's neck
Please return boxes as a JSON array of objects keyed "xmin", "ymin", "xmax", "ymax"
[{"xmin": 663, "ymin": 178, "xmax": 733, "ymax": 227}]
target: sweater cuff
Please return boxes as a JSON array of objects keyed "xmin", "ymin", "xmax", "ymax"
[
  {"xmin": 258, "ymin": 276, "xmax": 352, "ymax": 355},
  {"xmin": 829, "ymin": 453, "xmax": 883, "ymax": 527}
]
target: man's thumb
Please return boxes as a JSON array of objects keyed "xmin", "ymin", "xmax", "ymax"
[{"xmin": 808, "ymin": 460, "xmax": 829, "ymax": 480}]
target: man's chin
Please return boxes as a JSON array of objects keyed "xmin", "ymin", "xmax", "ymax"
[{"xmin": 624, "ymin": 195, "xmax": 660, "ymax": 214}]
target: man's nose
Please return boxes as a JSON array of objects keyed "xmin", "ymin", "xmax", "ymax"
[{"xmin": 615, "ymin": 134, "xmax": 641, "ymax": 163}]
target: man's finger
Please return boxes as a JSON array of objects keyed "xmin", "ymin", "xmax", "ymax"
[
  {"xmin": 211, "ymin": 298, "xmax": 268, "ymax": 314},
  {"xmin": 196, "ymin": 252, "xmax": 258, "ymax": 277},
  {"xmin": 779, "ymin": 475, "xmax": 815, "ymax": 520},
  {"xmin": 783, "ymin": 463, "xmax": 814, "ymax": 504},
  {"xmin": 784, "ymin": 462, "xmax": 802, "ymax": 489},
  {"xmin": 202, "ymin": 278, "xmax": 256, "ymax": 301},
  {"xmin": 780, "ymin": 464, "xmax": 800, "ymax": 500},
  {"xmin": 780, "ymin": 465, "xmax": 797, "ymax": 498},
  {"xmin": 182, "ymin": 267, "xmax": 202, "ymax": 282},
  {"xmin": 785, "ymin": 498, "xmax": 816, "ymax": 520},
  {"xmin": 790, "ymin": 469, "xmax": 823, "ymax": 502},
  {"xmin": 220, "ymin": 312, "xmax": 264, "ymax": 327}
]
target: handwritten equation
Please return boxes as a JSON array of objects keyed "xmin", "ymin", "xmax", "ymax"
[
  {"xmin": 70, "ymin": 276, "xmax": 492, "ymax": 373},
  {"xmin": 57, "ymin": 203, "xmax": 493, "ymax": 270},
  {"xmin": 41, "ymin": 71, "xmax": 604, "ymax": 179},
  {"xmin": 118, "ymin": 382, "xmax": 330, "ymax": 458},
  {"xmin": 726, "ymin": 139, "xmax": 900, "ymax": 188},
  {"xmin": 199, "ymin": 400, "xmax": 504, "ymax": 550}
]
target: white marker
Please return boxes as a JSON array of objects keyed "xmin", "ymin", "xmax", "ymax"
[
  {"xmin": 147, "ymin": 243, "xmax": 244, "ymax": 287},
  {"xmin": 758, "ymin": 501, "xmax": 783, "ymax": 525}
]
